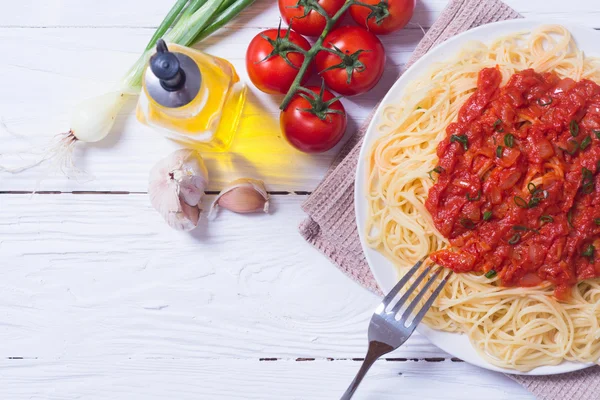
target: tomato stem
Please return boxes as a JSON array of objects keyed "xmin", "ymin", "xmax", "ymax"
[{"xmin": 279, "ymin": 0, "xmax": 384, "ymax": 110}]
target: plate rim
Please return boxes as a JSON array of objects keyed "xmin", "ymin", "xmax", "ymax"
[{"xmin": 353, "ymin": 18, "xmax": 599, "ymax": 376}]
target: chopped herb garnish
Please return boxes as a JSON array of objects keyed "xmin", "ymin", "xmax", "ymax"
[
  {"xmin": 416, "ymin": 106, "xmax": 422, "ymax": 110},
  {"xmin": 540, "ymin": 215, "xmax": 554, "ymax": 223},
  {"xmin": 485, "ymin": 270, "xmax": 497, "ymax": 279},
  {"xmin": 514, "ymin": 183, "xmax": 546, "ymax": 208},
  {"xmin": 582, "ymin": 244, "xmax": 595, "ymax": 260},
  {"xmin": 582, "ymin": 183, "xmax": 595, "ymax": 194},
  {"xmin": 493, "ymin": 119, "xmax": 504, "ymax": 132},
  {"xmin": 560, "ymin": 139, "xmax": 579, "ymax": 155},
  {"xmin": 508, "ymin": 233, "xmax": 521, "ymax": 245},
  {"xmin": 567, "ymin": 209, "xmax": 574, "ymax": 228},
  {"xmin": 581, "ymin": 167, "xmax": 594, "ymax": 194},
  {"xmin": 512, "ymin": 225, "xmax": 540, "ymax": 234},
  {"xmin": 514, "ymin": 196, "xmax": 529, "ymax": 208},
  {"xmin": 483, "ymin": 211, "xmax": 493, "ymax": 221},
  {"xmin": 450, "ymin": 134, "xmax": 469, "ymax": 151},
  {"xmin": 496, "ymin": 146, "xmax": 503, "ymax": 158},
  {"xmin": 594, "ymin": 218, "xmax": 600, "ymax": 226},
  {"xmin": 528, "ymin": 197, "xmax": 541, "ymax": 208},
  {"xmin": 537, "ymin": 97, "xmax": 552, "ymax": 107},
  {"xmin": 466, "ymin": 190, "xmax": 481, "ymax": 202},
  {"xmin": 504, "ymin": 133, "xmax": 514, "ymax": 148},
  {"xmin": 581, "ymin": 136, "xmax": 592, "ymax": 150},
  {"xmin": 569, "ymin": 139, "xmax": 580, "ymax": 154},
  {"xmin": 428, "ymin": 166, "xmax": 444, "ymax": 181},
  {"xmin": 594, "ymin": 130, "xmax": 600, "ymax": 139},
  {"xmin": 570, "ymin": 120, "xmax": 580, "ymax": 137},
  {"xmin": 459, "ymin": 217, "xmax": 476, "ymax": 230}
]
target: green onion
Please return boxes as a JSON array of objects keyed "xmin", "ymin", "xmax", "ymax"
[
  {"xmin": 560, "ymin": 139, "xmax": 579, "ymax": 155},
  {"xmin": 143, "ymin": 0, "xmax": 189, "ymax": 52},
  {"xmin": 581, "ymin": 167, "xmax": 594, "ymax": 194},
  {"xmin": 595, "ymin": 218, "xmax": 600, "ymax": 225},
  {"xmin": 540, "ymin": 215, "xmax": 554, "ymax": 223},
  {"xmin": 466, "ymin": 190, "xmax": 481, "ymax": 202},
  {"xmin": 123, "ymin": 0, "xmax": 255, "ymax": 90},
  {"xmin": 483, "ymin": 211, "xmax": 493, "ymax": 221},
  {"xmin": 582, "ymin": 244, "xmax": 595, "ymax": 259},
  {"xmin": 594, "ymin": 130, "xmax": 600, "ymax": 139},
  {"xmin": 190, "ymin": 0, "xmax": 255, "ymax": 43},
  {"xmin": 450, "ymin": 135, "xmax": 469, "ymax": 151},
  {"xmin": 527, "ymin": 182, "xmax": 537, "ymax": 194},
  {"xmin": 428, "ymin": 166, "xmax": 444, "ymax": 181},
  {"xmin": 582, "ymin": 183, "xmax": 594, "ymax": 194},
  {"xmin": 496, "ymin": 146, "xmax": 503, "ymax": 158},
  {"xmin": 485, "ymin": 270, "xmax": 497, "ymax": 279},
  {"xmin": 514, "ymin": 196, "xmax": 529, "ymax": 209},
  {"xmin": 513, "ymin": 225, "xmax": 539, "ymax": 234},
  {"xmin": 568, "ymin": 209, "xmax": 574, "ymax": 228},
  {"xmin": 581, "ymin": 136, "xmax": 592, "ymax": 151},
  {"xmin": 570, "ymin": 120, "xmax": 580, "ymax": 137},
  {"xmin": 504, "ymin": 134, "xmax": 514, "ymax": 148},
  {"xmin": 416, "ymin": 106, "xmax": 423, "ymax": 110},
  {"xmin": 508, "ymin": 233, "xmax": 521, "ymax": 245},
  {"xmin": 493, "ymin": 119, "xmax": 504, "ymax": 133},
  {"xmin": 459, "ymin": 218, "xmax": 476, "ymax": 230}
]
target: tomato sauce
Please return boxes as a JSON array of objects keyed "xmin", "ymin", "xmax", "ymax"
[{"xmin": 425, "ymin": 67, "xmax": 600, "ymax": 299}]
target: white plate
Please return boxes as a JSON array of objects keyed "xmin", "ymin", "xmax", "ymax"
[{"xmin": 354, "ymin": 19, "xmax": 599, "ymax": 376}]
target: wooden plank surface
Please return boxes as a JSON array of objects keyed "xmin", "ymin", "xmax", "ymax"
[
  {"xmin": 2, "ymin": 0, "xmax": 599, "ymax": 29},
  {"xmin": 0, "ymin": 358, "xmax": 530, "ymax": 400},
  {"xmin": 0, "ymin": 194, "xmax": 451, "ymax": 359}
]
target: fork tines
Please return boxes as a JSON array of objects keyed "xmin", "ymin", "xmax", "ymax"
[{"xmin": 377, "ymin": 257, "xmax": 452, "ymax": 330}]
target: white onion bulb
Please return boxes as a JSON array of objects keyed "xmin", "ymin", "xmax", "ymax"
[{"xmin": 70, "ymin": 91, "xmax": 130, "ymax": 143}]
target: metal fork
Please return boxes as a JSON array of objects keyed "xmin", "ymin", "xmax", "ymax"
[{"xmin": 340, "ymin": 257, "xmax": 452, "ymax": 400}]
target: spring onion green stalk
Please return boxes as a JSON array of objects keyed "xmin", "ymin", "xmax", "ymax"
[{"xmin": 2, "ymin": 0, "xmax": 254, "ymax": 174}]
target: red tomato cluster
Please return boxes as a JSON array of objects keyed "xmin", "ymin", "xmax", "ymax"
[{"xmin": 245, "ymin": 0, "xmax": 416, "ymax": 153}]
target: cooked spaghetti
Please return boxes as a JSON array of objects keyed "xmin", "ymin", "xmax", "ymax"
[{"xmin": 365, "ymin": 25, "xmax": 600, "ymax": 371}]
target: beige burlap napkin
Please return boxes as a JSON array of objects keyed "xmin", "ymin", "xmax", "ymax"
[{"xmin": 299, "ymin": 0, "xmax": 600, "ymax": 398}]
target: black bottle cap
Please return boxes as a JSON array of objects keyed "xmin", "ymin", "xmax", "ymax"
[{"xmin": 150, "ymin": 39, "xmax": 186, "ymax": 92}]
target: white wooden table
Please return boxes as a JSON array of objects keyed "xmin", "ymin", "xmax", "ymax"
[{"xmin": 1, "ymin": 1, "xmax": 597, "ymax": 398}]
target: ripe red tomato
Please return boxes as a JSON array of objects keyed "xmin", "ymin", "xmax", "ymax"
[
  {"xmin": 246, "ymin": 28, "xmax": 312, "ymax": 94},
  {"xmin": 280, "ymin": 86, "xmax": 347, "ymax": 153},
  {"xmin": 315, "ymin": 26, "xmax": 385, "ymax": 96},
  {"xmin": 350, "ymin": 0, "xmax": 415, "ymax": 34},
  {"xmin": 279, "ymin": 0, "xmax": 346, "ymax": 37}
]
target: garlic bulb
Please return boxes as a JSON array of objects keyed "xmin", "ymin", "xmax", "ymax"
[
  {"xmin": 148, "ymin": 149, "xmax": 209, "ymax": 231},
  {"xmin": 209, "ymin": 178, "xmax": 269, "ymax": 219}
]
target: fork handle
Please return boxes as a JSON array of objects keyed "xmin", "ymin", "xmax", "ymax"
[{"xmin": 340, "ymin": 341, "xmax": 393, "ymax": 400}]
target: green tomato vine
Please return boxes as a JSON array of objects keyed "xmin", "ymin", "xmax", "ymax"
[{"xmin": 278, "ymin": 0, "xmax": 390, "ymax": 111}]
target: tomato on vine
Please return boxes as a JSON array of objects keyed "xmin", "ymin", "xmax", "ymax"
[
  {"xmin": 246, "ymin": 26, "xmax": 313, "ymax": 94},
  {"xmin": 279, "ymin": 0, "xmax": 346, "ymax": 37},
  {"xmin": 350, "ymin": 0, "xmax": 415, "ymax": 34},
  {"xmin": 280, "ymin": 84, "xmax": 347, "ymax": 153},
  {"xmin": 315, "ymin": 26, "xmax": 385, "ymax": 96}
]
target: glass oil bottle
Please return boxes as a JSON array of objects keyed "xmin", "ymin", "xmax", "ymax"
[{"xmin": 136, "ymin": 39, "xmax": 246, "ymax": 151}]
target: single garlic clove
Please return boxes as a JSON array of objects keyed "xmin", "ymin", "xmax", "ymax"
[
  {"xmin": 148, "ymin": 149, "xmax": 209, "ymax": 231},
  {"xmin": 209, "ymin": 178, "xmax": 269, "ymax": 219}
]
